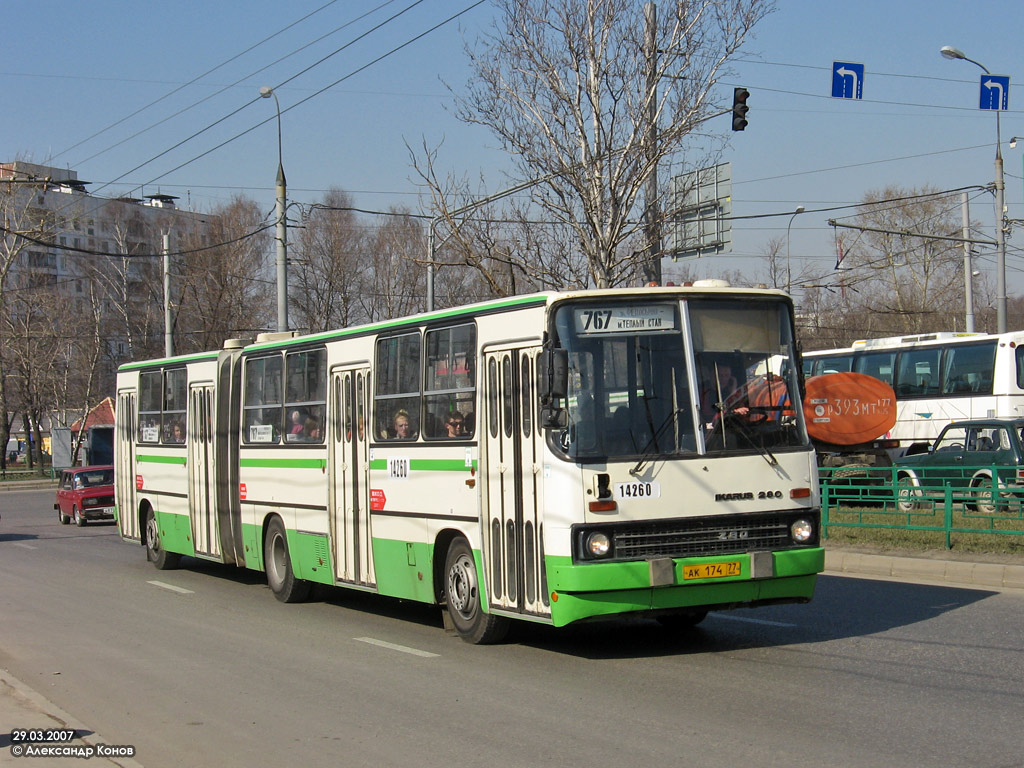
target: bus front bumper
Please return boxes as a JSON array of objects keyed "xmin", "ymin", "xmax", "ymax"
[{"xmin": 544, "ymin": 547, "xmax": 824, "ymax": 627}]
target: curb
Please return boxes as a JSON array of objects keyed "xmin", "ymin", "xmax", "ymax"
[
  {"xmin": 0, "ymin": 480, "xmax": 57, "ymax": 492},
  {"xmin": 824, "ymin": 550, "xmax": 1024, "ymax": 590}
]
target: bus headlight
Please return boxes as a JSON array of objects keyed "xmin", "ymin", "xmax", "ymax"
[
  {"xmin": 791, "ymin": 518, "xmax": 814, "ymax": 543},
  {"xmin": 585, "ymin": 532, "xmax": 611, "ymax": 557}
]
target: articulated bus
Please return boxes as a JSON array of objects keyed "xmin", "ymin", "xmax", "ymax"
[
  {"xmin": 114, "ymin": 287, "xmax": 823, "ymax": 643},
  {"xmin": 803, "ymin": 331, "xmax": 1024, "ymax": 456}
]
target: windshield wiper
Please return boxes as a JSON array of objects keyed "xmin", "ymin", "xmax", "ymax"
[
  {"xmin": 630, "ymin": 408, "xmax": 688, "ymax": 477},
  {"xmin": 713, "ymin": 409, "xmax": 779, "ymax": 467}
]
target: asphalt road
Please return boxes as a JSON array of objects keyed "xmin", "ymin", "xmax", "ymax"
[{"xmin": 2, "ymin": 488, "xmax": 1023, "ymax": 768}]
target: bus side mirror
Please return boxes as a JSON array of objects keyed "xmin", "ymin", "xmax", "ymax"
[
  {"xmin": 540, "ymin": 406, "xmax": 568, "ymax": 430},
  {"xmin": 538, "ymin": 348, "xmax": 568, "ymax": 399},
  {"xmin": 537, "ymin": 348, "xmax": 568, "ymax": 429}
]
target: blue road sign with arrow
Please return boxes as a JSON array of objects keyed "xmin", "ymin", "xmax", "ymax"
[
  {"xmin": 832, "ymin": 61, "xmax": 864, "ymax": 99},
  {"xmin": 979, "ymin": 75, "xmax": 1010, "ymax": 110}
]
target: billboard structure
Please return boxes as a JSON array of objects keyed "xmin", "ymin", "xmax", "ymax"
[{"xmin": 665, "ymin": 163, "xmax": 732, "ymax": 259}]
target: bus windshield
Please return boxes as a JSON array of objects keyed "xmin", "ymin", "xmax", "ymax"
[{"xmin": 553, "ymin": 298, "xmax": 807, "ymax": 461}]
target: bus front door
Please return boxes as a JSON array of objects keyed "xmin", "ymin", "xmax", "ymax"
[
  {"xmin": 483, "ymin": 347, "xmax": 550, "ymax": 620},
  {"xmin": 330, "ymin": 367, "xmax": 375, "ymax": 587},
  {"xmin": 188, "ymin": 383, "xmax": 219, "ymax": 559}
]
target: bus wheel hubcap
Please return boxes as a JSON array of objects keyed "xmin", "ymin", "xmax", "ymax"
[{"xmin": 448, "ymin": 555, "xmax": 476, "ymax": 616}]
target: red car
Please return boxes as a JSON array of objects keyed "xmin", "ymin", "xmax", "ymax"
[{"xmin": 55, "ymin": 466, "xmax": 115, "ymax": 526}]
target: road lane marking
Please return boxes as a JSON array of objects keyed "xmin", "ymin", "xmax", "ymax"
[
  {"xmin": 710, "ymin": 613, "xmax": 796, "ymax": 628},
  {"xmin": 12, "ymin": 543, "xmax": 37, "ymax": 550},
  {"xmin": 354, "ymin": 637, "xmax": 439, "ymax": 657},
  {"xmin": 147, "ymin": 580, "xmax": 194, "ymax": 594}
]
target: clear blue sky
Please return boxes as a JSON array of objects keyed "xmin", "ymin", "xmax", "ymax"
[{"xmin": 2, "ymin": 0, "xmax": 1021, "ymax": 296}]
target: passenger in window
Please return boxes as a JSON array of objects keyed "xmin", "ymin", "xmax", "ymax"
[
  {"xmin": 391, "ymin": 409, "xmax": 416, "ymax": 440},
  {"xmin": 304, "ymin": 416, "xmax": 322, "ymax": 442},
  {"xmin": 347, "ymin": 416, "xmax": 365, "ymax": 441},
  {"xmin": 445, "ymin": 412, "xmax": 466, "ymax": 438},
  {"xmin": 289, "ymin": 408, "xmax": 307, "ymax": 439},
  {"xmin": 170, "ymin": 422, "xmax": 185, "ymax": 444}
]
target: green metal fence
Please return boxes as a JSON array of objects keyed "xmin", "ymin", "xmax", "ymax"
[{"xmin": 819, "ymin": 465, "xmax": 1024, "ymax": 549}]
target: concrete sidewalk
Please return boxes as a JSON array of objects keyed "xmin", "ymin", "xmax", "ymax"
[
  {"xmin": 825, "ymin": 549, "xmax": 1024, "ymax": 590},
  {"xmin": 0, "ymin": 477, "xmax": 57, "ymax": 492},
  {"xmin": 0, "ymin": 669, "xmax": 143, "ymax": 768}
]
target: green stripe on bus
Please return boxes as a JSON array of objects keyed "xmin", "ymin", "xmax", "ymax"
[
  {"xmin": 369, "ymin": 458, "xmax": 478, "ymax": 472},
  {"xmin": 118, "ymin": 351, "xmax": 219, "ymax": 371},
  {"xmin": 245, "ymin": 294, "xmax": 549, "ymax": 351},
  {"xmin": 239, "ymin": 457, "xmax": 327, "ymax": 469},
  {"xmin": 137, "ymin": 454, "xmax": 187, "ymax": 465}
]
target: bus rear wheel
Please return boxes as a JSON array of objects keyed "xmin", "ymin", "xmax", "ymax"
[
  {"xmin": 264, "ymin": 517, "xmax": 311, "ymax": 603},
  {"xmin": 443, "ymin": 537, "xmax": 508, "ymax": 644},
  {"xmin": 145, "ymin": 507, "xmax": 180, "ymax": 570}
]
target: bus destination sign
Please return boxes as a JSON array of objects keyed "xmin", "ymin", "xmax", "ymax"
[{"xmin": 574, "ymin": 305, "xmax": 676, "ymax": 335}]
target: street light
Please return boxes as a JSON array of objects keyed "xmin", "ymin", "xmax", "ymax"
[
  {"xmin": 260, "ymin": 86, "xmax": 288, "ymax": 333},
  {"xmin": 941, "ymin": 45, "xmax": 1007, "ymax": 333},
  {"xmin": 786, "ymin": 205, "xmax": 805, "ymax": 293}
]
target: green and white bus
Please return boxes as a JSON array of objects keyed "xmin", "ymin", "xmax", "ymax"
[{"xmin": 114, "ymin": 286, "xmax": 824, "ymax": 643}]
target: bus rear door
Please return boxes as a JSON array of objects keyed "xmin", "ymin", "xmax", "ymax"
[
  {"xmin": 188, "ymin": 382, "xmax": 219, "ymax": 558},
  {"xmin": 330, "ymin": 366, "xmax": 375, "ymax": 587}
]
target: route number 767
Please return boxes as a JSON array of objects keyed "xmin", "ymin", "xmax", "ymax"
[{"xmin": 579, "ymin": 310, "xmax": 613, "ymax": 331}]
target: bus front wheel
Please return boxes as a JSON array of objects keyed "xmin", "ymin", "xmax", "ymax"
[
  {"xmin": 264, "ymin": 517, "xmax": 311, "ymax": 603},
  {"xmin": 443, "ymin": 537, "xmax": 508, "ymax": 644},
  {"xmin": 145, "ymin": 507, "xmax": 180, "ymax": 570}
]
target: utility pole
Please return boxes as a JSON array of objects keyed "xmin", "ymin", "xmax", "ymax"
[
  {"xmin": 260, "ymin": 86, "xmax": 289, "ymax": 332},
  {"xmin": 163, "ymin": 232, "xmax": 173, "ymax": 357},
  {"xmin": 962, "ymin": 192, "xmax": 975, "ymax": 333},
  {"xmin": 642, "ymin": 1, "xmax": 661, "ymax": 285}
]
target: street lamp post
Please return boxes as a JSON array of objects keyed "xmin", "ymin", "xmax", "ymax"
[
  {"xmin": 260, "ymin": 86, "xmax": 288, "ymax": 333},
  {"xmin": 941, "ymin": 46, "xmax": 1007, "ymax": 333},
  {"xmin": 962, "ymin": 191, "xmax": 975, "ymax": 332},
  {"xmin": 785, "ymin": 205, "xmax": 805, "ymax": 294}
]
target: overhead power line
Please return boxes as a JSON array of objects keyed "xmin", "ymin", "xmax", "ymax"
[
  {"xmin": 135, "ymin": 0, "xmax": 486, "ymax": 191},
  {"xmin": 0, "ymin": 222, "xmax": 274, "ymax": 259},
  {"xmin": 54, "ymin": 0, "xmax": 350, "ymax": 165},
  {"xmin": 87, "ymin": 0, "xmax": 434, "ymax": 198}
]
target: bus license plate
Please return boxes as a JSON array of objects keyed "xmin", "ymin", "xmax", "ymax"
[{"xmin": 682, "ymin": 561, "xmax": 741, "ymax": 580}]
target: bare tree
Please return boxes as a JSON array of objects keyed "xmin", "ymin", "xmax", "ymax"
[
  {"xmin": 175, "ymin": 196, "xmax": 273, "ymax": 352},
  {"xmin": 446, "ymin": 0, "xmax": 772, "ymax": 288},
  {"xmin": 796, "ymin": 186, "xmax": 983, "ymax": 350},
  {"xmin": 87, "ymin": 200, "xmax": 165, "ymax": 366},
  {"xmin": 826, "ymin": 186, "xmax": 967, "ymax": 336},
  {"xmin": 1, "ymin": 171, "xmax": 61, "ymax": 470},
  {"xmin": 290, "ymin": 189, "xmax": 366, "ymax": 333},
  {"xmin": 358, "ymin": 210, "xmax": 426, "ymax": 322}
]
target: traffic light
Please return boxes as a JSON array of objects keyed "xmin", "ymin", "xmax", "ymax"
[{"xmin": 731, "ymin": 87, "xmax": 749, "ymax": 131}]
